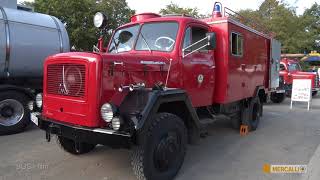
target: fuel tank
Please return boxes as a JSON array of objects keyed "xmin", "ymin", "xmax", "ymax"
[{"xmin": 0, "ymin": 7, "xmax": 70, "ymax": 78}]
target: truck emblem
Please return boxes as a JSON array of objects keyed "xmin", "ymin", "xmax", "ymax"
[
  {"xmin": 197, "ymin": 74, "xmax": 204, "ymax": 84},
  {"xmin": 59, "ymin": 65, "xmax": 69, "ymax": 95}
]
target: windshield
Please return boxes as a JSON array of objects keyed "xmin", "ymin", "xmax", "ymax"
[
  {"xmin": 135, "ymin": 22, "xmax": 179, "ymax": 52},
  {"xmin": 288, "ymin": 63, "xmax": 301, "ymax": 71},
  {"xmin": 108, "ymin": 25, "xmax": 140, "ymax": 53}
]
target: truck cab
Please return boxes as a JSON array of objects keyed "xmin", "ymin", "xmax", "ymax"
[{"xmin": 280, "ymin": 58, "xmax": 319, "ymax": 96}]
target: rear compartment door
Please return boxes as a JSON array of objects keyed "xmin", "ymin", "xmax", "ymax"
[{"xmin": 270, "ymin": 39, "xmax": 281, "ymax": 89}]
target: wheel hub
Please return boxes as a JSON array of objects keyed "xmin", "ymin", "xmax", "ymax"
[
  {"xmin": 0, "ymin": 99, "xmax": 24, "ymax": 126},
  {"xmin": 154, "ymin": 132, "xmax": 180, "ymax": 172},
  {"xmin": 1, "ymin": 106, "xmax": 14, "ymax": 117}
]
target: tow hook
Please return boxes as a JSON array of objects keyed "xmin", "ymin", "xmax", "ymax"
[
  {"xmin": 46, "ymin": 123, "xmax": 62, "ymax": 142},
  {"xmin": 75, "ymin": 141, "xmax": 81, "ymax": 153}
]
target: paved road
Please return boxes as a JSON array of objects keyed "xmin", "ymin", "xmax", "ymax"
[{"xmin": 1, "ymin": 95, "xmax": 320, "ymax": 180}]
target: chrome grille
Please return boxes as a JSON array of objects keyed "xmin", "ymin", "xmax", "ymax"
[{"xmin": 47, "ymin": 64, "xmax": 86, "ymax": 98}]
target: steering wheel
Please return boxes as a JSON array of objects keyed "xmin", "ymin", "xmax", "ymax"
[{"xmin": 154, "ymin": 36, "xmax": 175, "ymax": 51}]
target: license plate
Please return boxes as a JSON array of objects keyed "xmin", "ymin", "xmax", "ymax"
[{"xmin": 30, "ymin": 112, "xmax": 40, "ymax": 126}]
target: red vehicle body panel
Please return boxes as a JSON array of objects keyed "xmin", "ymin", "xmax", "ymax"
[{"xmin": 42, "ymin": 14, "xmax": 275, "ymax": 128}]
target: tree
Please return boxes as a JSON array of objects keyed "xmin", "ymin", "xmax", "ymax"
[
  {"xmin": 238, "ymin": 0, "xmax": 308, "ymax": 53},
  {"xmin": 160, "ymin": 2, "xmax": 205, "ymax": 18},
  {"xmin": 301, "ymin": 3, "xmax": 320, "ymax": 52},
  {"xmin": 21, "ymin": 0, "xmax": 135, "ymax": 51}
]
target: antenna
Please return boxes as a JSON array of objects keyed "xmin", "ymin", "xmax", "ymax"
[{"xmin": 164, "ymin": 58, "xmax": 173, "ymax": 90}]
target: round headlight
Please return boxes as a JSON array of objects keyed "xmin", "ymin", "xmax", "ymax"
[
  {"xmin": 36, "ymin": 93, "xmax": 42, "ymax": 108},
  {"xmin": 94, "ymin": 12, "xmax": 106, "ymax": 28},
  {"xmin": 28, "ymin": 101, "xmax": 34, "ymax": 111},
  {"xmin": 101, "ymin": 103, "xmax": 113, "ymax": 122},
  {"xmin": 112, "ymin": 117, "xmax": 121, "ymax": 131}
]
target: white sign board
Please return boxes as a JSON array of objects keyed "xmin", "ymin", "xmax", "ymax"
[{"xmin": 291, "ymin": 79, "xmax": 312, "ymax": 110}]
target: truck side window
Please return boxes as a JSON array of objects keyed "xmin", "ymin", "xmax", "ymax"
[
  {"xmin": 280, "ymin": 64, "xmax": 286, "ymax": 71},
  {"xmin": 183, "ymin": 26, "xmax": 209, "ymax": 52},
  {"xmin": 183, "ymin": 27, "xmax": 192, "ymax": 50},
  {"xmin": 192, "ymin": 27, "xmax": 208, "ymax": 52},
  {"xmin": 231, "ymin": 32, "xmax": 243, "ymax": 56}
]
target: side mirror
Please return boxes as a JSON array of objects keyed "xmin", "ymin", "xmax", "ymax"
[{"xmin": 207, "ymin": 32, "xmax": 216, "ymax": 49}]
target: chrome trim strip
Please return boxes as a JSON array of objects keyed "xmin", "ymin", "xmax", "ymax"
[
  {"xmin": 50, "ymin": 16, "xmax": 64, "ymax": 53},
  {"xmin": 0, "ymin": 7, "xmax": 11, "ymax": 77},
  {"xmin": 93, "ymin": 128, "xmax": 131, "ymax": 137},
  {"xmin": 207, "ymin": 18, "xmax": 271, "ymax": 39}
]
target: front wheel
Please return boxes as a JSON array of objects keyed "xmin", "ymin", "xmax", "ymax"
[
  {"xmin": 131, "ymin": 113, "xmax": 187, "ymax": 180},
  {"xmin": 0, "ymin": 91, "xmax": 30, "ymax": 135},
  {"xmin": 57, "ymin": 136, "xmax": 96, "ymax": 155}
]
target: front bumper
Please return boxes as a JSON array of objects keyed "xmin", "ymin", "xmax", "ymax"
[{"xmin": 33, "ymin": 113, "xmax": 132, "ymax": 148}]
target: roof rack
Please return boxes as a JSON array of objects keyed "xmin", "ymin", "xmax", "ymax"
[{"xmin": 223, "ymin": 7, "xmax": 271, "ymax": 36}]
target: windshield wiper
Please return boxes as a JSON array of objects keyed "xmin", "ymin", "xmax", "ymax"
[{"xmin": 140, "ymin": 33, "xmax": 152, "ymax": 53}]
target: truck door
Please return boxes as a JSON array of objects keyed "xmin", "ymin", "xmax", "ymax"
[{"xmin": 181, "ymin": 26, "xmax": 215, "ymax": 107}]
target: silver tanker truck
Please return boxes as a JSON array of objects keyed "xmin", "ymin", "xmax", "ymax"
[{"xmin": 0, "ymin": 6, "xmax": 70, "ymax": 135}]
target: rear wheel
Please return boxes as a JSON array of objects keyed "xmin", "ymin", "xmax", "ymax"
[
  {"xmin": 270, "ymin": 92, "xmax": 286, "ymax": 103},
  {"xmin": 0, "ymin": 91, "xmax": 30, "ymax": 135},
  {"xmin": 242, "ymin": 97, "xmax": 261, "ymax": 131},
  {"xmin": 57, "ymin": 136, "xmax": 96, "ymax": 155},
  {"xmin": 131, "ymin": 113, "xmax": 187, "ymax": 180}
]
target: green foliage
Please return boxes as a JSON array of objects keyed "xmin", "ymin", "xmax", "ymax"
[
  {"xmin": 301, "ymin": 3, "xmax": 320, "ymax": 52},
  {"xmin": 22, "ymin": 0, "xmax": 135, "ymax": 51},
  {"xmin": 159, "ymin": 2, "xmax": 206, "ymax": 18},
  {"xmin": 238, "ymin": 0, "xmax": 320, "ymax": 54}
]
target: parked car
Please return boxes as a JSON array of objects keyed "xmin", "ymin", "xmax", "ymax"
[{"xmin": 280, "ymin": 58, "xmax": 319, "ymax": 97}]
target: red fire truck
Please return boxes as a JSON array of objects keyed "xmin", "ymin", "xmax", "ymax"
[
  {"xmin": 30, "ymin": 2, "xmax": 283, "ymax": 180},
  {"xmin": 280, "ymin": 58, "xmax": 319, "ymax": 96}
]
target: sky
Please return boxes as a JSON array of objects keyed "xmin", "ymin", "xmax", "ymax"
[{"xmin": 18, "ymin": 0, "xmax": 318, "ymax": 15}]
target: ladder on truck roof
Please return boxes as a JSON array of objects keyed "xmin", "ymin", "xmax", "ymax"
[{"xmin": 223, "ymin": 7, "xmax": 272, "ymax": 37}]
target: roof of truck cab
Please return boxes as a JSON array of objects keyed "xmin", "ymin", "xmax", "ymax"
[{"xmin": 117, "ymin": 15, "xmax": 210, "ymax": 29}]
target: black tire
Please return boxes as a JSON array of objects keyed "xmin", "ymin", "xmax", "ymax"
[
  {"xmin": 0, "ymin": 91, "xmax": 31, "ymax": 135},
  {"xmin": 312, "ymin": 91, "xmax": 318, "ymax": 97},
  {"xmin": 242, "ymin": 97, "xmax": 261, "ymax": 131},
  {"xmin": 57, "ymin": 136, "xmax": 96, "ymax": 155},
  {"xmin": 270, "ymin": 92, "xmax": 286, "ymax": 103},
  {"xmin": 131, "ymin": 113, "xmax": 187, "ymax": 180}
]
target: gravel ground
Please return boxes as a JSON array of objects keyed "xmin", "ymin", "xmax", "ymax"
[{"xmin": 1, "ymin": 95, "xmax": 320, "ymax": 180}]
